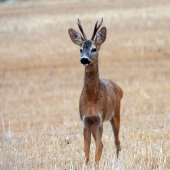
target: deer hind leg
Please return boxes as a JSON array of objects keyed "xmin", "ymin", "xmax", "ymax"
[{"xmin": 110, "ymin": 105, "xmax": 121, "ymax": 158}]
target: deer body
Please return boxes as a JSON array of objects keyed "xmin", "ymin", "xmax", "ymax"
[
  {"xmin": 68, "ymin": 19, "xmax": 123, "ymax": 164},
  {"xmin": 80, "ymin": 62, "xmax": 122, "ymax": 122}
]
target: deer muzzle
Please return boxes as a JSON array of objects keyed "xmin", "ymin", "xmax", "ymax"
[{"xmin": 80, "ymin": 57, "xmax": 90, "ymax": 65}]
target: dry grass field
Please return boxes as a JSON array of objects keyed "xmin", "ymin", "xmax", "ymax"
[{"xmin": 0, "ymin": 0, "xmax": 170, "ymax": 169}]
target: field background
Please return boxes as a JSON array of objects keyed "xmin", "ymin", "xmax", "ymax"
[{"xmin": 0, "ymin": 0, "xmax": 170, "ymax": 169}]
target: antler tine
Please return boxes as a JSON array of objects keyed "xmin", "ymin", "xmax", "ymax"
[
  {"xmin": 77, "ymin": 19, "xmax": 87, "ymax": 40},
  {"xmin": 91, "ymin": 21, "xmax": 98, "ymax": 41},
  {"xmin": 97, "ymin": 17, "xmax": 103, "ymax": 30},
  {"xmin": 91, "ymin": 18, "xmax": 103, "ymax": 40}
]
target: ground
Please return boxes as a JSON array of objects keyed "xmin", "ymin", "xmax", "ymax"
[{"xmin": 0, "ymin": 0, "xmax": 170, "ymax": 169}]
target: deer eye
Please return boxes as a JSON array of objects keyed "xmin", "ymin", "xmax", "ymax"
[
  {"xmin": 92, "ymin": 48, "xmax": 97, "ymax": 52},
  {"xmin": 80, "ymin": 49, "xmax": 83, "ymax": 53}
]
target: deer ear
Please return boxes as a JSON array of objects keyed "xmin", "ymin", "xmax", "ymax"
[
  {"xmin": 95, "ymin": 27, "xmax": 107, "ymax": 45},
  {"xmin": 68, "ymin": 29, "xmax": 84, "ymax": 46}
]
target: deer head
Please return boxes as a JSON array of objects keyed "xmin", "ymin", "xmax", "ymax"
[{"xmin": 68, "ymin": 18, "xmax": 107, "ymax": 65}]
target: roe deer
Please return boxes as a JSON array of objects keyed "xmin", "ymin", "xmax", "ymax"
[{"xmin": 68, "ymin": 18, "xmax": 123, "ymax": 164}]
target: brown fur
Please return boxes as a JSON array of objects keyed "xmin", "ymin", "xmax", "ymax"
[
  {"xmin": 79, "ymin": 60, "xmax": 123, "ymax": 164},
  {"xmin": 68, "ymin": 20, "xmax": 123, "ymax": 164}
]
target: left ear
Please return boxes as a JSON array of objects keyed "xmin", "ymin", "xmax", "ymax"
[{"xmin": 95, "ymin": 27, "xmax": 107, "ymax": 45}]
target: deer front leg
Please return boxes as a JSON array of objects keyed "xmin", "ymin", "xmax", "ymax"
[
  {"xmin": 95, "ymin": 124, "xmax": 103, "ymax": 164},
  {"xmin": 91, "ymin": 124, "xmax": 96, "ymax": 141},
  {"xmin": 83, "ymin": 116, "xmax": 92, "ymax": 164},
  {"xmin": 83, "ymin": 128, "xmax": 91, "ymax": 164}
]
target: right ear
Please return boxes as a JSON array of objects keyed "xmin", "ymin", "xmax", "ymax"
[
  {"xmin": 95, "ymin": 27, "xmax": 107, "ymax": 45},
  {"xmin": 68, "ymin": 29, "xmax": 84, "ymax": 46}
]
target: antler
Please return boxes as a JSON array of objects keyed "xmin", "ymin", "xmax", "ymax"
[
  {"xmin": 91, "ymin": 18, "xmax": 103, "ymax": 41},
  {"xmin": 77, "ymin": 19, "xmax": 87, "ymax": 40}
]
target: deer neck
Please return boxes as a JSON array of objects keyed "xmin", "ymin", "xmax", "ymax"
[{"xmin": 84, "ymin": 60, "xmax": 100, "ymax": 101}]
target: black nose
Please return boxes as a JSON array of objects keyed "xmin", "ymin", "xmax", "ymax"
[{"xmin": 80, "ymin": 58, "xmax": 90, "ymax": 65}]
